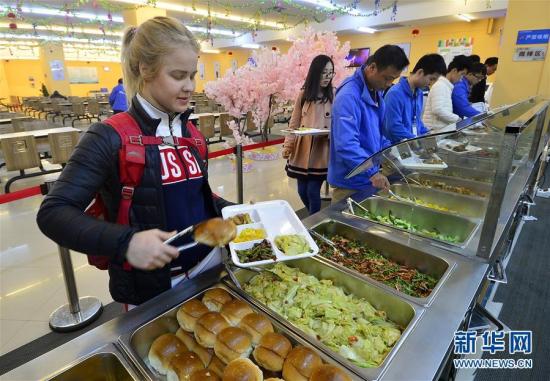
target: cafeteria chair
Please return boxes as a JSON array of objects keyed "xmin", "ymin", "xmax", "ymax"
[
  {"xmin": 48, "ymin": 131, "xmax": 79, "ymax": 167},
  {"xmin": 69, "ymin": 103, "xmax": 92, "ymax": 127},
  {"xmin": 219, "ymin": 113, "xmax": 236, "ymax": 141},
  {"xmin": 0, "ymin": 124, "xmax": 13, "ymax": 134},
  {"xmin": 198, "ymin": 115, "xmax": 220, "ymax": 144},
  {"xmin": 11, "ymin": 117, "xmax": 34, "ymax": 132},
  {"xmin": 86, "ymin": 100, "xmax": 103, "ymax": 122},
  {"xmin": 1, "ymin": 136, "xmax": 62, "ymax": 193},
  {"xmin": 244, "ymin": 111, "xmax": 261, "ymax": 138},
  {"xmin": 194, "ymin": 105, "xmax": 213, "ymax": 114}
]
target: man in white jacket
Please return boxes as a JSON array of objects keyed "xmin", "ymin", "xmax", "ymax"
[{"xmin": 423, "ymin": 55, "xmax": 471, "ymax": 131}]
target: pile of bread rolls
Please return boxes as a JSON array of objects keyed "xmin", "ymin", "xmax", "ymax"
[{"xmin": 148, "ymin": 288, "xmax": 352, "ymax": 381}]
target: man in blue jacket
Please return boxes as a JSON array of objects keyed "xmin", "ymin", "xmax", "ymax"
[
  {"xmin": 328, "ymin": 45, "xmax": 409, "ymax": 203},
  {"xmin": 109, "ymin": 78, "xmax": 128, "ymax": 114},
  {"xmin": 452, "ymin": 62, "xmax": 487, "ymax": 119},
  {"xmin": 383, "ymin": 54, "xmax": 446, "ymax": 143}
]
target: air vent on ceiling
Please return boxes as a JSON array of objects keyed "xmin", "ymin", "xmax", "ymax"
[{"xmin": 373, "ymin": 23, "xmax": 407, "ymax": 30}]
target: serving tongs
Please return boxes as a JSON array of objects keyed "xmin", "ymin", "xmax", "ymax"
[
  {"xmin": 346, "ymin": 197, "xmax": 370, "ymax": 216},
  {"xmin": 164, "ymin": 217, "xmax": 237, "ymax": 252},
  {"xmin": 387, "ymin": 188, "xmax": 415, "ymax": 203},
  {"xmin": 308, "ymin": 229, "xmax": 345, "ymax": 258}
]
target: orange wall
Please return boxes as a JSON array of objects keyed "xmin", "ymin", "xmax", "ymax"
[
  {"xmin": 66, "ymin": 61, "xmax": 123, "ymax": 96},
  {"xmin": 339, "ymin": 17, "xmax": 505, "ymax": 80},
  {"xmin": 3, "ymin": 59, "xmax": 44, "ymax": 97}
]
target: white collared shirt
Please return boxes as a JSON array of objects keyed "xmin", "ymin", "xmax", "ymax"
[{"xmin": 136, "ymin": 93, "xmax": 183, "ymax": 138}]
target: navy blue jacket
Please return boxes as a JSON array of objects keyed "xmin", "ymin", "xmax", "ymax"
[
  {"xmin": 328, "ymin": 65, "xmax": 390, "ymax": 190},
  {"xmin": 452, "ymin": 77, "xmax": 479, "ymax": 118},
  {"xmin": 383, "ymin": 76, "xmax": 429, "ymax": 143}
]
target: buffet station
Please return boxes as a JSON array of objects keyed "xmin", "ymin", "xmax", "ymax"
[{"xmin": 4, "ymin": 97, "xmax": 549, "ymax": 381}]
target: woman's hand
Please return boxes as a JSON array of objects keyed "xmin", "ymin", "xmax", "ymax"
[
  {"xmin": 370, "ymin": 173, "xmax": 390, "ymax": 190},
  {"xmin": 126, "ymin": 229, "xmax": 180, "ymax": 270},
  {"xmin": 282, "ymin": 147, "xmax": 292, "ymax": 159}
]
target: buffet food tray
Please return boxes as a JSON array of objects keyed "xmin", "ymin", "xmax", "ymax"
[
  {"xmin": 46, "ymin": 343, "xmax": 141, "ymax": 381},
  {"xmin": 222, "ymin": 200, "xmax": 319, "ymax": 267},
  {"xmin": 437, "ymin": 138, "xmax": 482, "ymax": 154},
  {"xmin": 343, "ymin": 197, "xmax": 480, "ymax": 248},
  {"xmin": 222, "ymin": 257, "xmax": 424, "ymax": 381},
  {"xmin": 408, "ymin": 172, "xmax": 492, "ymax": 198},
  {"xmin": 377, "ymin": 184, "xmax": 488, "ymax": 219},
  {"xmin": 310, "ymin": 220, "xmax": 456, "ymax": 306},
  {"xmin": 117, "ymin": 284, "xmax": 358, "ymax": 380}
]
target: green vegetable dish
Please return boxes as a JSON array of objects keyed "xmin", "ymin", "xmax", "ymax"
[
  {"xmin": 355, "ymin": 208, "xmax": 460, "ymax": 244},
  {"xmin": 314, "ymin": 235, "xmax": 438, "ymax": 298},
  {"xmin": 274, "ymin": 234, "xmax": 312, "ymax": 256},
  {"xmin": 243, "ymin": 263, "xmax": 402, "ymax": 368},
  {"xmin": 235, "ymin": 239, "xmax": 276, "ymax": 263}
]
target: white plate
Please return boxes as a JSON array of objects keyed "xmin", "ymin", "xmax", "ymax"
[
  {"xmin": 437, "ymin": 139, "xmax": 482, "ymax": 154},
  {"xmin": 281, "ymin": 128, "xmax": 329, "ymax": 136},
  {"xmin": 222, "ymin": 200, "xmax": 318, "ymax": 267}
]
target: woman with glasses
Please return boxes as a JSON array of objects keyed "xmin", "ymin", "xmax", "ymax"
[{"xmin": 282, "ymin": 54, "xmax": 334, "ymax": 215}]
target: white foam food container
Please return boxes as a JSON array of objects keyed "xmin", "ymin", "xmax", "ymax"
[
  {"xmin": 222, "ymin": 200, "xmax": 319, "ymax": 268},
  {"xmin": 281, "ymin": 128, "xmax": 329, "ymax": 136},
  {"xmin": 391, "ymin": 147, "xmax": 448, "ymax": 170},
  {"xmin": 437, "ymin": 139, "xmax": 482, "ymax": 154}
]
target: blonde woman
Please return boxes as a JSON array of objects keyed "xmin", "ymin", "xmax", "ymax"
[
  {"xmin": 37, "ymin": 17, "xmax": 232, "ymax": 307},
  {"xmin": 282, "ymin": 55, "xmax": 334, "ymax": 215}
]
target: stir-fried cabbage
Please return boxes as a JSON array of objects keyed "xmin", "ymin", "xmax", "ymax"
[{"xmin": 243, "ymin": 263, "xmax": 402, "ymax": 368}]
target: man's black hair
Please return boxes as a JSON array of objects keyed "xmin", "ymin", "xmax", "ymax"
[
  {"xmin": 469, "ymin": 54, "xmax": 481, "ymax": 64},
  {"xmin": 411, "ymin": 53, "xmax": 447, "ymax": 75},
  {"xmin": 469, "ymin": 62, "xmax": 487, "ymax": 76},
  {"xmin": 448, "ymin": 55, "xmax": 472, "ymax": 72},
  {"xmin": 366, "ymin": 45, "xmax": 409, "ymax": 71},
  {"xmin": 118, "ymin": 78, "xmax": 123, "ymax": 84},
  {"xmin": 485, "ymin": 57, "xmax": 498, "ymax": 66}
]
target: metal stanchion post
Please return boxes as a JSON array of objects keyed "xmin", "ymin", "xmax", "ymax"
[
  {"xmin": 42, "ymin": 181, "xmax": 103, "ymax": 332},
  {"xmin": 235, "ymin": 144, "xmax": 244, "ymax": 204}
]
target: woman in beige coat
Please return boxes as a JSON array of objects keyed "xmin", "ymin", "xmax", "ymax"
[{"xmin": 282, "ymin": 55, "xmax": 334, "ymax": 215}]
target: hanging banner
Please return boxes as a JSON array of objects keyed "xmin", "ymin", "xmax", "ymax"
[
  {"xmin": 49, "ymin": 60, "xmax": 65, "ymax": 81},
  {"xmin": 199, "ymin": 62, "xmax": 205, "ymax": 80},
  {"xmin": 437, "ymin": 37, "xmax": 474, "ymax": 66}
]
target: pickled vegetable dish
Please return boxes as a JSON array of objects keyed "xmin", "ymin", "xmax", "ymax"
[
  {"xmin": 233, "ymin": 228, "xmax": 266, "ymax": 243},
  {"xmin": 314, "ymin": 235, "xmax": 438, "ymax": 298},
  {"xmin": 274, "ymin": 234, "xmax": 312, "ymax": 256},
  {"xmin": 354, "ymin": 208, "xmax": 460, "ymax": 244},
  {"xmin": 235, "ymin": 239, "xmax": 276, "ymax": 263},
  {"xmin": 243, "ymin": 263, "xmax": 402, "ymax": 368},
  {"xmin": 420, "ymin": 179, "xmax": 487, "ymax": 197}
]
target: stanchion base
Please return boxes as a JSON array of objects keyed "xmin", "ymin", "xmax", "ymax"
[{"xmin": 49, "ymin": 296, "xmax": 103, "ymax": 332}]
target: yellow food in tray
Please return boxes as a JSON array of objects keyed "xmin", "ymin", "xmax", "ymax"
[
  {"xmin": 233, "ymin": 228, "xmax": 267, "ymax": 243},
  {"xmin": 389, "ymin": 195, "xmax": 452, "ymax": 212}
]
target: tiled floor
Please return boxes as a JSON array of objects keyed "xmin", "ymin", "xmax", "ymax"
[{"xmin": 0, "ymin": 122, "xmax": 305, "ymax": 355}]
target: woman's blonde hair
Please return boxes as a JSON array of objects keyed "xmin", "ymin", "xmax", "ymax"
[{"xmin": 121, "ymin": 16, "xmax": 200, "ymax": 102}]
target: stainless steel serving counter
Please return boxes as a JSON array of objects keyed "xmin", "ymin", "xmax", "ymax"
[{"xmin": 4, "ymin": 99, "xmax": 548, "ymax": 380}]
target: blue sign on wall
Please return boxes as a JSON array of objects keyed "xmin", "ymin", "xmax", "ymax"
[{"xmin": 517, "ymin": 29, "xmax": 550, "ymax": 45}]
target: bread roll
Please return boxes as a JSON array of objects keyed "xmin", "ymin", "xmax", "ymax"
[
  {"xmin": 309, "ymin": 364, "xmax": 353, "ymax": 381},
  {"xmin": 253, "ymin": 332, "xmax": 292, "ymax": 372},
  {"xmin": 220, "ymin": 300, "xmax": 254, "ymax": 326},
  {"xmin": 190, "ymin": 369, "xmax": 221, "ymax": 381},
  {"xmin": 202, "ymin": 288, "xmax": 233, "ymax": 312},
  {"xmin": 214, "ymin": 327, "xmax": 253, "ymax": 364},
  {"xmin": 208, "ymin": 355, "xmax": 226, "ymax": 378},
  {"xmin": 282, "ymin": 346, "xmax": 322, "ymax": 381},
  {"xmin": 194, "ymin": 312, "xmax": 230, "ymax": 348},
  {"xmin": 176, "ymin": 328, "xmax": 213, "ymax": 366},
  {"xmin": 238, "ymin": 313, "xmax": 274, "ymax": 346},
  {"xmin": 195, "ymin": 218, "xmax": 236, "ymax": 247},
  {"xmin": 222, "ymin": 358, "xmax": 263, "ymax": 381},
  {"xmin": 166, "ymin": 351, "xmax": 204, "ymax": 381},
  {"xmin": 148, "ymin": 333, "xmax": 186, "ymax": 375},
  {"xmin": 177, "ymin": 299, "xmax": 209, "ymax": 332}
]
